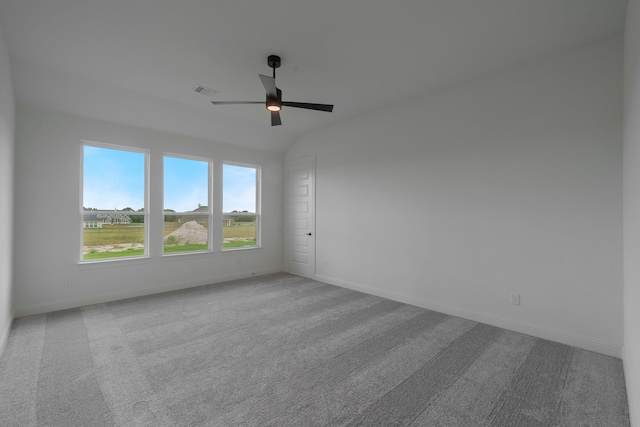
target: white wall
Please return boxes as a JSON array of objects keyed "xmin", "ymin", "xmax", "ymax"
[
  {"xmin": 0, "ymin": 23, "xmax": 15, "ymax": 354},
  {"xmin": 287, "ymin": 37, "xmax": 624, "ymax": 357},
  {"xmin": 624, "ymin": 0, "xmax": 640, "ymax": 424},
  {"xmin": 13, "ymin": 106, "xmax": 284, "ymax": 316}
]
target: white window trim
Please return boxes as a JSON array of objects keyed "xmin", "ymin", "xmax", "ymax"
[
  {"xmin": 162, "ymin": 153, "xmax": 214, "ymax": 256},
  {"xmin": 80, "ymin": 140, "xmax": 150, "ymax": 263},
  {"xmin": 222, "ymin": 161, "xmax": 261, "ymax": 251}
]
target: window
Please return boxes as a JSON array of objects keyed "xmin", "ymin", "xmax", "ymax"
[
  {"xmin": 163, "ymin": 155, "xmax": 211, "ymax": 254},
  {"xmin": 223, "ymin": 163, "xmax": 260, "ymax": 249},
  {"xmin": 82, "ymin": 144, "xmax": 147, "ymax": 261}
]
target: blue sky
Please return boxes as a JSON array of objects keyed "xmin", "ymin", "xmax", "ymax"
[
  {"xmin": 164, "ymin": 156, "xmax": 209, "ymax": 212},
  {"xmin": 223, "ymin": 164, "xmax": 256, "ymax": 213},
  {"xmin": 83, "ymin": 145, "xmax": 145, "ymax": 210},
  {"xmin": 83, "ymin": 146, "xmax": 256, "ymax": 213}
]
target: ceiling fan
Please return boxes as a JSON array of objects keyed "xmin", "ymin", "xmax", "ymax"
[{"xmin": 211, "ymin": 55, "xmax": 334, "ymax": 126}]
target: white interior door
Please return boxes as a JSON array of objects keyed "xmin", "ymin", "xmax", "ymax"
[{"xmin": 286, "ymin": 156, "xmax": 315, "ymax": 278}]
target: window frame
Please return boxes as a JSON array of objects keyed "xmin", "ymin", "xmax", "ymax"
[
  {"xmin": 222, "ymin": 161, "xmax": 261, "ymax": 251},
  {"xmin": 162, "ymin": 153, "xmax": 213, "ymax": 256},
  {"xmin": 80, "ymin": 141, "xmax": 150, "ymax": 263}
]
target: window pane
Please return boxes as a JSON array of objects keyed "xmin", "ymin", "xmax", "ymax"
[
  {"xmin": 83, "ymin": 145, "xmax": 146, "ymax": 261},
  {"xmin": 82, "ymin": 213, "xmax": 146, "ymax": 260},
  {"xmin": 163, "ymin": 156, "xmax": 210, "ymax": 253},
  {"xmin": 223, "ymin": 164, "xmax": 258, "ymax": 249},
  {"xmin": 222, "ymin": 214, "xmax": 256, "ymax": 248}
]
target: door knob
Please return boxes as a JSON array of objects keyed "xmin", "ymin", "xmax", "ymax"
[{"xmin": 306, "ymin": 233, "xmax": 312, "ymax": 236}]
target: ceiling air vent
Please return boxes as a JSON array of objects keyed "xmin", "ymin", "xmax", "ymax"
[{"xmin": 194, "ymin": 85, "xmax": 219, "ymax": 97}]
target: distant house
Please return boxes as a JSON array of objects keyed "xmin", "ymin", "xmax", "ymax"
[
  {"xmin": 83, "ymin": 210, "xmax": 132, "ymax": 228},
  {"xmin": 179, "ymin": 205, "xmax": 209, "ymax": 227},
  {"xmin": 83, "ymin": 213, "xmax": 103, "ymax": 228}
]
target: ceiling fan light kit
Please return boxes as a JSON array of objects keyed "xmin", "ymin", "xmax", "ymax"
[
  {"xmin": 265, "ymin": 88, "xmax": 282, "ymax": 112},
  {"xmin": 212, "ymin": 55, "xmax": 334, "ymax": 126}
]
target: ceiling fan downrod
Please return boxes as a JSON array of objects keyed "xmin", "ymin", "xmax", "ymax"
[{"xmin": 267, "ymin": 55, "xmax": 281, "ymax": 79}]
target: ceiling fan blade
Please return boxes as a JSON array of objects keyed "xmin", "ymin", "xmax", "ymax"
[
  {"xmin": 271, "ymin": 111, "xmax": 282, "ymax": 126},
  {"xmin": 281, "ymin": 101, "xmax": 334, "ymax": 112},
  {"xmin": 211, "ymin": 101, "xmax": 263, "ymax": 105},
  {"xmin": 259, "ymin": 74, "xmax": 278, "ymax": 97}
]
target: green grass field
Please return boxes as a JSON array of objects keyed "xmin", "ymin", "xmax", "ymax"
[
  {"xmin": 222, "ymin": 225, "xmax": 255, "ymax": 240},
  {"xmin": 83, "ymin": 223, "xmax": 256, "ymax": 260},
  {"xmin": 164, "ymin": 243, "xmax": 209, "ymax": 253},
  {"xmin": 83, "ymin": 224, "xmax": 145, "ymax": 246},
  {"xmin": 222, "ymin": 240, "xmax": 256, "ymax": 249}
]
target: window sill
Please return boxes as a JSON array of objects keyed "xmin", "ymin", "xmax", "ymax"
[
  {"xmin": 221, "ymin": 246, "xmax": 262, "ymax": 253},
  {"xmin": 161, "ymin": 250, "xmax": 214, "ymax": 261},
  {"xmin": 78, "ymin": 255, "xmax": 151, "ymax": 268}
]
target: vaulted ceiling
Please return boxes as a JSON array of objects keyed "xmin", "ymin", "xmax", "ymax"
[{"xmin": 0, "ymin": 0, "xmax": 628, "ymax": 151}]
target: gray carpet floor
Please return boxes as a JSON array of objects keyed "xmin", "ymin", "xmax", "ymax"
[{"xmin": 0, "ymin": 273, "xmax": 630, "ymax": 426}]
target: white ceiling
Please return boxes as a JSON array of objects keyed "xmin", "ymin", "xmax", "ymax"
[{"xmin": 0, "ymin": 0, "xmax": 628, "ymax": 152}]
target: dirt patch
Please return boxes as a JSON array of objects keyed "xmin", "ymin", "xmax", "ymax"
[
  {"xmin": 83, "ymin": 243, "xmax": 144, "ymax": 254},
  {"xmin": 165, "ymin": 220, "xmax": 208, "ymax": 245}
]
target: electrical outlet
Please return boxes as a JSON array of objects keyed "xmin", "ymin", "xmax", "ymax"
[
  {"xmin": 323, "ymin": 260, "xmax": 328, "ymax": 269},
  {"xmin": 510, "ymin": 293, "xmax": 520, "ymax": 306}
]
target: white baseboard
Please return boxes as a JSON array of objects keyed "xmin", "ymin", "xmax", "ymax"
[
  {"xmin": 315, "ymin": 274, "xmax": 622, "ymax": 358},
  {"xmin": 13, "ymin": 267, "xmax": 283, "ymax": 318},
  {"xmin": 0, "ymin": 311, "xmax": 13, "ymax": 359}
]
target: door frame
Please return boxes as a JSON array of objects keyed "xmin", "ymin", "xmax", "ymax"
[{"xmin": 285, "ymin": 156, "xmax": 316, "ymax": 278}]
